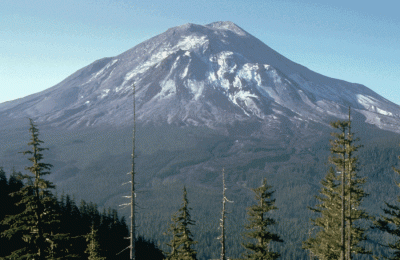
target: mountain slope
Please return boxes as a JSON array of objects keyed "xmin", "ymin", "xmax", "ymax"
[{"xmin": 1, "ymin": 21, "xmax": 399, "ymax": 133}]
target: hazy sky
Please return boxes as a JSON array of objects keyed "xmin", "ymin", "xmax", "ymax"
[{"xmin": 1, "ymin": 0, "xmax": 399, "ymax": 105}]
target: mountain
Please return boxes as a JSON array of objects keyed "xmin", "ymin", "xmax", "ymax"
[
  {"xmin": 1, "ymin": 22, "xmax": 400, "ymax": 258},
  {"xmin": 1, "ymin": 21, "xmax": 399, "ymax": 134}
]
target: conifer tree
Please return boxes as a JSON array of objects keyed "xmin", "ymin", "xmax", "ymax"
[
  {"xmin": 0, "ymin": 119, "xmax": 66, "ymax": 259},
  {"xmin": 0, "ymin": 167, "xmax": 9, "ymax": 257},
  {"xmin": 85, "ymin": 226, "xmax": 106, "ymax": 260},
  {"xmin": 0, "ymin": 169, "xmax": 25, "ymax": 257},
  {"xmin": 305, "ymin": 111, "xmax": 369, "ymax": 259},
  {"xmin": 165, "ymin": 212, "xmax": 180, "ymax": 260},
  {"xmin": 165, "ymin": 187, "xmax": 197, "ymax": 260},
  {"xmin": 329, "ymin": 119, "xmax": 349, "ymax": 260},
  {"xmin": 242, "ymin": 178, "xmax": 283, "ymax": 260},
  {"xmin": 374, "ymin": 144, "xmax": 400, "ymax": 259},
  {"xmin": 347, "ymin": 111, "xmax": 370, "ymax": 259},
  {"xmin": 0, "ymin": 167, "xmax": 7, "ymax": 220},
  {"xmin": 303, "ymin": 167, "xmax": 343, "ymax": 259}
]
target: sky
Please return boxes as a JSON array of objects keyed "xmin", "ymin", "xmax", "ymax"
[{"xmin": 1, "ymin": 0, "xmax": 399, "ymax": 105}]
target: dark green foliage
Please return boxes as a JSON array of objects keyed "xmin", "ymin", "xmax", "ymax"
[
  {"xmin": 0, "ymin": 119, "xmax": 67, "ymax": 259},
  {"xmin": 53, "ymin": 197, "xmax": 131, "ymax": 259},
  {"xmin": 303, "ymin": 167, "xmax": 344, "ymax": 259},
  {"xmin": 242, "ymin": 178, "xmax": 283, "ymax": 259},
  {"xmin": 165, "ymin": 187, "xmax": 197, "ymax": 260},
  {"xmin": 85, "ymin": 226, "xmax": 106, "ymax": 260},
  {"xmin": 0, "ymin": 120, "xmax": 161, "ymax": 259},
  {"xmin": 2, "ymin": 117, "xmax": 400, "ymax": 259},
  {"xmin": 374, "ymin": 145, "xmax": 400, "ymax": 259},
  {"xmin": 136, "ymin": 236, "xmax": 165, "ymax": 260},
  {"xmin": 0, "ymin": 167, "xmax": 7, "ymax": 222},
  {"xmin": 329, "ymin": 119, "xmax": 350, "ymax": 260},
  {"xmin": 0, "ymin": 168, "xmax": 25, "ymax": 258},
  {"xmin": 72, "ymin": 200, "xmax": 130, "ymax": 259},
  {"xmin": 0, "ymin": 171, "xmax": 138, "ymax": 259},
  {"xmin": 305, "ymin": 115, "xmax": 370, "ymax": 259},
  {"xmin": 165, "ymin": 212, "xmax": 180, "ymax": 259}
]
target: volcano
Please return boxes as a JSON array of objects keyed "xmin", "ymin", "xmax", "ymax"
[{"xmin": 1, "ymin": 21, "xmax": 399, "ymax": 134}]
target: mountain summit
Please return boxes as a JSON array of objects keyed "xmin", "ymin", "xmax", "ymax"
[{"xmin": 1, "ymin": 21, "xmax": 399, "ymax": 132}]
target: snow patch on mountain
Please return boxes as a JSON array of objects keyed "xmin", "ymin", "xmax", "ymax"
[
  {"xmin": 100, "ymin": 89, "xmax": 110, "ymax": 99},
  {"xmin": 178, "ymin": 35, "xmax": 209, "ymax": 50},
  {"xmin": 87, "ymin": 59, "xmax": 119, "ymax": 83},
  {"xmin": 158, "ymin": 80, "xmax": 176, "ymax": 99},
  {"xmin": 1, "ymin": 21, "xmax": 399, "ymax": 133},
  {"xmin": 376, "ymin": 108, "xmax": 393, "ymax": 116},
  {"xmin": 187, "ymin": 80, "xmax": 204, "ymax": 100},
  {"xmin": 357, "ymin": 94, "xmax": 394, "ymax": 116}
]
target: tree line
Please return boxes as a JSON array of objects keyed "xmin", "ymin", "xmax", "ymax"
[{"xmin": 2, "ymin": 112, "xmax": 400, "ymax": 259}]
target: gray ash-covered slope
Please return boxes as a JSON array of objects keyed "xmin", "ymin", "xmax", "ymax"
[{"xmin": 1, "ymin": 21, "xmax": 400, "ymax": 132}]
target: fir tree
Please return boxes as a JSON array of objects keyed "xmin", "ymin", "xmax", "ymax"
[
  {"xmin": 305, "ymin": 112, "xmax": 369, "ymax": 259},
  {"xmin": 165, "ymin": 212, "xmax": 180, "ymax": 260},
  {"xmin": 242, "ymin": 178, "xmax": 283, "ymax": 260},
  {"xmin": 303, "ymin": 167, "xmax": 344, "ymax": 259},
  {"xmin": 165, "ymin": 187, "xmax": 197, "ymax": 260},
  {"xmin": 374, "ymin": 144, "xmax": 400, "ymax": 259},
  {"xmin": 329, "ymin": 118, "xmax": 349, "ymax": 260},
  {"xmin": 0, "ymin": 119, "xmax": 67, "ymax": 259},
  {"xmin": 85, "ymin": 226, "xmax": 106, "ymax": 260}
]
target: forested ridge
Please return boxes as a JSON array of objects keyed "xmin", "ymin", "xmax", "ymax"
[
  {"xmin": 2, "ymin": 115, "xmax": 400, "ymax": 259},
  {"xmin": 0, "ymin": 120, "xmax": 163, "ymax": 259},
  {"xmin": 0, "ymin": 170, "xmax": 164, "ymax": 259}
]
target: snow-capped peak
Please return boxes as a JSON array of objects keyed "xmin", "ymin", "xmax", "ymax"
[{"xmin": 1, "ymin": 22, "xmax": 400, "ymax": 133}]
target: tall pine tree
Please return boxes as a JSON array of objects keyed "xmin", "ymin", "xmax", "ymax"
[
  {"xmin": 305, "ymin": 111, "xmax": 369, "ymax": 259},
  {"xmin": 329, "ymin": 118, "xmax": 349, "ymax": 260},
  {"xmin": 165, "ymin": 187, "xmax": 197, "ymax": 260},
  {"xmin": 374, "ymin": 143, "xmax": 400, "ymax": 259},
  {"xmin": 242, "ymin": 178, "xmax": 283, "ymax": 260},
  {"xmin": 0, "ymin": 119, "xmax": 67, "ymax": 259}
]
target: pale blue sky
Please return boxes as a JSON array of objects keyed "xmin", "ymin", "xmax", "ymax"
[{"xmin": 1, "ymin": 0, "xmax": 399, "ymax": 105}]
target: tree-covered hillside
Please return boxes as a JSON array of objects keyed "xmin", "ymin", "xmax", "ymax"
[{"xmin": 1, "ymin": 116, "xmax": 400, "ymax": 259}]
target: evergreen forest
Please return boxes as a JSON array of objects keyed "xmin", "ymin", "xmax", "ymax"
[{"xmin": 2, "ymin": 114, "xmax": 400, "ymax": 259}]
